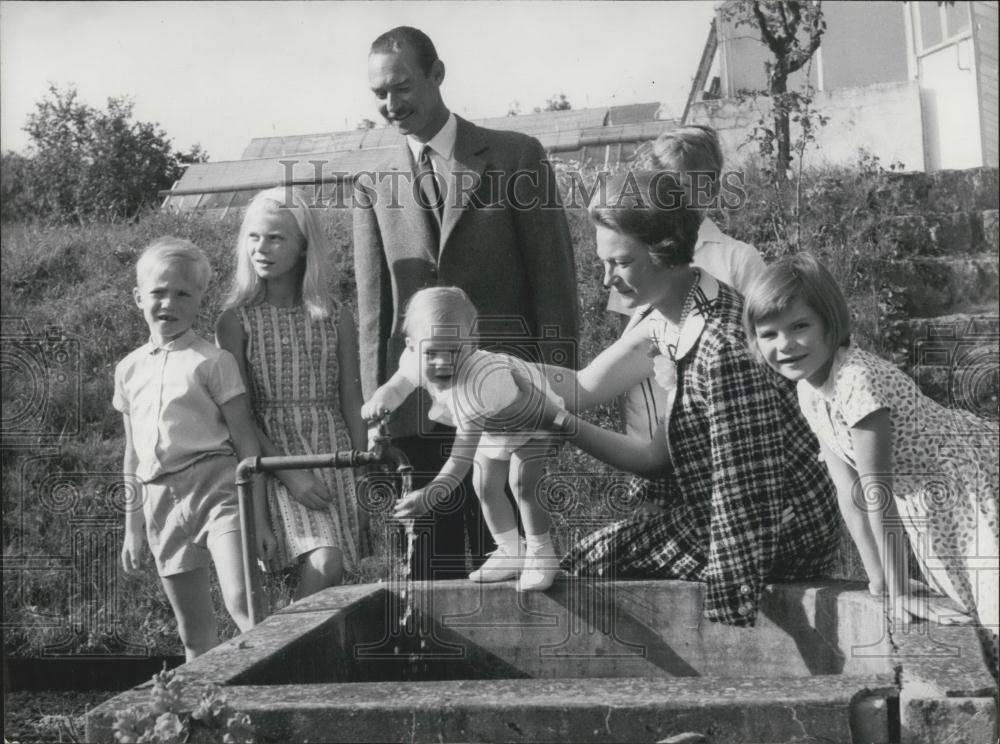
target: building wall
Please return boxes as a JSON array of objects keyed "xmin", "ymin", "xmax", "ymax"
[
  {"xmin": 972, "ymin": 1, "xmax": 999, "ymax": 167},
  {"xmin": 687, "ymin": 80, "xmax": 924, "ymax": 171}
]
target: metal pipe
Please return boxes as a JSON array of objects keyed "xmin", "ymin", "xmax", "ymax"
[
  {"xmin": 235, "ymin": 429, "xmax": 411, "ymax": 627},
  {"xmin": 235, "ymin": 456, "xmax": 261, "ymax": 627}
]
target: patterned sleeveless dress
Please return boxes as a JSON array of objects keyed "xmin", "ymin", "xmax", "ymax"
[
  {"xmin": 797, "ymin": 346, "xmax": 999, "ymax": 633},
  {"xmin": 237, "ymin": 302, "xmax": 359, "ymax": 571}
]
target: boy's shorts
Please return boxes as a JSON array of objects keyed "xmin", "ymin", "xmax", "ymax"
[{"xmin": 142, "ymin": 454, "xmax": 241, "ymax": 577}]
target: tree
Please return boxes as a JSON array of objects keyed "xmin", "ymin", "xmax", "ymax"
[
  {"xmin": 1, "ymin": 151, "xmax": 34, "ymax": 222},
  {"xmin": 356, "ymin": 118, "xmax": 377, "ymax": 130},
  {"xmin": 725, "ymin": 0, "xmax": 826, "ymax": 183},
  {"xmin": 533, "ymin": 93, "xmax": 572, "ymax": 113},
  {"xmin": 10, "ymin": 85, "xmax": 202, "ymax": 223},
  {"xmin": 176, "ymin": 144, "xmax": 210, "ymax": 167}
]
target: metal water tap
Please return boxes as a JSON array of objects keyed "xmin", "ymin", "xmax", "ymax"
[{"xmin": 367, "ymin": 418, "xmax": 414, "ymax": 495}]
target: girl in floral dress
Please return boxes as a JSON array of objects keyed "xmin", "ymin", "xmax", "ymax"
[
  {"xmin": 218, "ymin": 187, "xmax": 365, "ymax": 599},
  {"xmin": 744, "ymin": 253, "xmax": 998, "ymax": 674}
]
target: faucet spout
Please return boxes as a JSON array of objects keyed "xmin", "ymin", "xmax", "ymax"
[{"xmin": 370, "ymin": 420, "xmax": 413, "ymax": 493}]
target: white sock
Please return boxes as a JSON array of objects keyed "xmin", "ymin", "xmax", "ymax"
[
  {"xmin": 525, "ymin": 532, "xmax": 553, "ymax": 556},
  {"xmin": 493, "ymin": 528, "xmax": 521, "ymax": 555}
]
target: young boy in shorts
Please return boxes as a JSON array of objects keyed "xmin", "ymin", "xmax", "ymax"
[{"xmin": 115, "ymin": 237, "xmax": 271, "ymax": 660}]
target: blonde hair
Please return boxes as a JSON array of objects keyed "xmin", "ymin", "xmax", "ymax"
[
  {"xmin": 403, "ymin": 287, "xmax": 479, "ymax": 340},
  {"xmin": 136, "ymin": 237, "xmax": 211, "ymax": 291},
  {"xmin": 224, "ymin": 187, "xmax": 332, "ymax": 320},
  {"xmin": 742, "ymin": 253, "xmax": 852, "ymax": 365},
  {"xmin": 635, "ymin": 125, "xmax": 724, "ymax": 201}
]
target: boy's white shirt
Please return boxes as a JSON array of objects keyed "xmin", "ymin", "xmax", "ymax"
[{"xmin": 112, "ymin": 330, "xmax": 245, "ymax": 481}]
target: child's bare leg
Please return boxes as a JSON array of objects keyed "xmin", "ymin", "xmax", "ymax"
[
  {"xmin": 509, "ymin": 448, "xmax": 550, "ymax": 536},
  {"xmin": 208, "ymin": 530, "xmax": 254, "ymax": 632},
  {"xmin": 160, "ymin": 567, "xmax": 219, "ymax": 660},
  {"xmin": 468, "ymin": 452, "xmax": 522, "ymax": 582},
  {"xmin": 511, "ymin": 445, "xmax": 560, "ymax": 592},
  {"xmin": 295, "ymin": 547, "xmax": 344, "ymax": 600},
  {"xmin": 474, "ymin": 452, "xmax": 518, "ymax": 536}
]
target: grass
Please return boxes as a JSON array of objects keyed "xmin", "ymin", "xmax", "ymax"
[
  {"xmin": 3, "ymin": 690, "xmax": 110, "ymax": 743},
  {"xmin": 2, "ymin": 162, "xmax": 916, "ymax": 660}
]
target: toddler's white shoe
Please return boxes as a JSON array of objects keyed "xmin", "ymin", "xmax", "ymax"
[
  {"xmin": 468, "ymin": 542, "xmax": 523, "ymax": 583},
  {"xmin": 516, "ymin": 553, "xmax": 561, "ymax": 592}
]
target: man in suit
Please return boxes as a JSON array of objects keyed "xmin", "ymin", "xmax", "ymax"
[{"xmin": 354, "ymin": 26, "xmax": 579, "ymax": 581}]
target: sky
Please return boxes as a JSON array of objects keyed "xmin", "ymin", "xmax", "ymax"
[{"xmin": 0, "ymin": 1, "xmax": 717, "ymax": 163}]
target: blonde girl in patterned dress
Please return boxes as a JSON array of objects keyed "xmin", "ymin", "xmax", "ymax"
[
  {"xmin": 744, "ymin": 253, "xmax": 998, "ymax": 642},
  {"xmin": 217, "ymin": 187, "xmax": 365, "ymax": 600}
]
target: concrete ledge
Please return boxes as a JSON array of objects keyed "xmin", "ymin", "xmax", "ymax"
[
  {"xmin": 85, "ymin": 580, "xmax": 997, "ymax": 743},
  {"xmin": 89, "ymin": 675, "xmax": 897, "ymax": 744}
]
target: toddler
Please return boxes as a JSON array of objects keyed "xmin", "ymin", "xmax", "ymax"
[{"xmin": 363, "ymin": 287, "xmax": 562, "ymax": 591}]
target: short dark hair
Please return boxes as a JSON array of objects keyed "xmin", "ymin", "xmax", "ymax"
[
  {"xmin": 370, "ymin": 26, "xmax": 439, "ymax": 75},
  {"xmin": 588, "ymin": 171, "xmax": 701, "ymax": 268}
]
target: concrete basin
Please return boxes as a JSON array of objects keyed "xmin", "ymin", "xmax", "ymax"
[{"xmin": 86, "ymin": 579, "xmax": 997, "ymax": 743}]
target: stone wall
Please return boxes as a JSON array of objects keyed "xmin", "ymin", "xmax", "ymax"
[
  {"xmin": 687, "ymin": 81, "xmax": 926, "ymax": 171},
  {"xmin": 874, "ymin": 167, "xmax": 998, "ymax": 419}
]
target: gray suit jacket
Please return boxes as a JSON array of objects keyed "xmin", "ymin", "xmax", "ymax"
[{"xmin": 352, "ymin": 116, "xmax": 579, "ymax": 437}]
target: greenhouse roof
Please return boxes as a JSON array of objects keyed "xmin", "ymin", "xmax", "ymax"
[{"xmin": 164, "ymin": 102, "xmax": 676, "ymax": 212}]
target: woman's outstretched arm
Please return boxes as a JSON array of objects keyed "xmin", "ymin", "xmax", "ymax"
[
  {"xmin": 540, "ymin": 322, "xmax": 656, "ymax": 412},
  {"xmin": 518, "ymin": 375, "xmax": 670, "ymax": 476}
]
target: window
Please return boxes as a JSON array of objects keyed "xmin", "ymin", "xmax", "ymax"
[
  {"xmin": 919, "ymin": 3, "xmax": 943, "ymax": 49},
  {"xmin": 915, "ymin": 1, "xmax": 972, "ymax": 55},
  {"xmin": 229, "ymin": 190, "xmax": 254, "ymax": 209},
  {"xmin": 199, "ymin": 191, "xmax": 236, "ymax": 210},
  {"xmin": 944, "ymin": 2, "xmax": 971, "ymax": 36}
]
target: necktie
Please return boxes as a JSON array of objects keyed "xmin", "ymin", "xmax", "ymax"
[{"xmin": 417, "ymin": 144, "xmax": 443, "ymax": 223}]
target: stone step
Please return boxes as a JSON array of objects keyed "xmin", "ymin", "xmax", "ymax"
[
  {"xmin": 896, "ymin": 313, "xmax": 999, "ymax": 421},
  {"xmin": 874, "ymin": 168, "xmax": 998, "ymax": 214},
  {"xmin": 878, "ymin": 210, "xmax": 998, "ymax": 257},
  {"xmin": 224, "ymin": 675, "xmax": 897, "ymax": 744},
  {"xmin": 882, "ymin": 256, "xmax": 999, "ymax": 317}
]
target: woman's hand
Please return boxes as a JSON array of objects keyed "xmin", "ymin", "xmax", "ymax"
[
  {"xmin": 485, "ymin": 365, "xmax": 562, "ymax": 432},
  {"xmin": 280, "ymin": 470, "xmax": 331, "ymax": 510}
]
